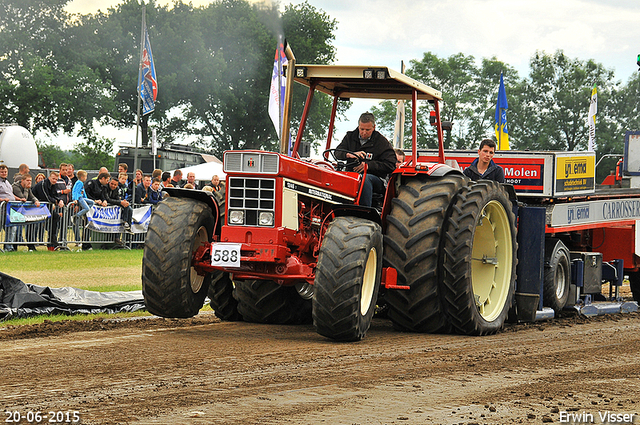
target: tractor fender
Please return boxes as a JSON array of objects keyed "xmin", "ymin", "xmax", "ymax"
[
  {"xmin": 501, "ymin": 183, "xmax": 518, "ymax": 202},
  {"xmin": 329, "ymin": 204, "xmax": 382, "ymax": 227},
  {"xmin": 162, "ymin": 187, "xmax": 222, "ymax": 234},
  {"xmin": 426, "ymin": 163, "xmax": 464, "ymax": 178}
]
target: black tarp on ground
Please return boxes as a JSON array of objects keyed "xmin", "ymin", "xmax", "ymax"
[{"xmin": 0, "ymin": 272, "xmax": 146, "ymax": 320}]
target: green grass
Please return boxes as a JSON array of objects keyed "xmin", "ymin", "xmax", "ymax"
[
  {"xmin": 0, "ymin": 249, "xmax": 149, "ymax": 327},
  {"xmin": 0, "ymin": 249, "xmax": 144, "ymax": 291},
  {"xmin": 1, "ymin": 311, "xmax": 154, "ymax": 327},
  {"xmin": 1, "ymin": 248, "xmax": 216, "ymax": 328},
  {"xmin": 0, "ymin": 304, "xmax": 213, "ymax": 328}
]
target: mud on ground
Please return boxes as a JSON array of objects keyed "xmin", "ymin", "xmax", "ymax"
[{"xmin": 2, "ymin": 308, "xmax": 640, "ymax": 425}]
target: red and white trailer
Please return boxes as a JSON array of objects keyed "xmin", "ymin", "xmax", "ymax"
[{"xmin": 418, "ymin": 146, "xmax": 640, "ymax": 318}]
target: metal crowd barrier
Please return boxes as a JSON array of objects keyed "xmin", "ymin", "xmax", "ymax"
[{"xmin": 1, "ymin": 201, "xmax": 148, "ymax": 252}]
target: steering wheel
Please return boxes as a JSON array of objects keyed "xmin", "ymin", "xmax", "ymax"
[{"xmin": 323, "ymin": 148, "xmax": 361, "ymax": 172}]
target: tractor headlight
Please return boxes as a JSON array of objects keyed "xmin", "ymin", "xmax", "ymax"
[
  {"xmin": 259, "ymin": 211, "xmax": 274, "ymax": 226},
  {"xmin": 229, "ymin": 210, "xmax": 244, "ymax": 225}
]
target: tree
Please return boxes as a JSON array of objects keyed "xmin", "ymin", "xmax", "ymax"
[
  {"xmin": 71, "ymin": 135, "xmax": 115, "ymax": 170},
  {"xmin": 0, "ymin": 0, "xmax": 112, "ymax": 135},
  {"xmin": 36, "ymin": 141, "xmax": 71, "ymax": 169},
  {"xmin": 612, "ymin": 72, "xmax": 640, "ymax": 133},
  {"xmin": 182, "ymin": 0, "xmax": 339, "ymax": 156},
  {"xmin": 1, "ymin": 0, "xmax": 340, "ymax": 157},
  {"xmin": 510, "ymin": 50, "xmax": 616, "ymax": 152},
  {"xmin": 283, "ymin": 1, "xmax": 342, "ymax": 150},
  {"xmin": 183, "ymin": 0, "xmax": 282, "ymax": 155},
  {"xmin": 89, "ymin": 0, "xmax": 339, "ymax": 157},
  {"xmin": 408, "ymin": 52, "xmax": 478, "ymax": 149},
  {"xmin": 372, "ymin": 53, "xmax": 517, "ymax": 150}
]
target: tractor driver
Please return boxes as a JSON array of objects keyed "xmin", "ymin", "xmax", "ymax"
[
  {"xmin": 463, "ymin": 139, "xmax": 505, "ymax": 183},
  {"xmin": 335, "ymin": 112, "xmax": 396, "ymax": 207}
]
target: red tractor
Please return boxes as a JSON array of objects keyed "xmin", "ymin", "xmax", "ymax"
[{"xmin": 142, "ymin": 51, "xmax": 517, "ymax": 341}]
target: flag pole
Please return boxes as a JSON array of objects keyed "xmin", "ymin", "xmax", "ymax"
[
  {"xmin": 133, "ymin": 5, "xmax": 146, "ymax": 206},
  {"xmin": 498, "ymin": 72, "xmax": 503, "ymax": 150},
  {"xmin": 277, "ymin": 36, "xmax": 283, "ymax": 145}
]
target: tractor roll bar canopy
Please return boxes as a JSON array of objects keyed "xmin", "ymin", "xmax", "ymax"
[
  {"xmin": 286, "ymin": 64, "xmax": 446, "ymax": 164},
  {"xmin": 291, "ymin": 65, "xmax": 442, "ymax": 101}
]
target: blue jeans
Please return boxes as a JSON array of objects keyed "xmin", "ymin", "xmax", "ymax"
[
  {"xmin": 360, "ymin": 174, "xmax": 385, "ymax": 207},
  {"xmin": 75, "ymin": 198, "xmax": 95, "ymax": 217},
  {"xmin": 121, "ymin": 205, "xmax": 133, "ymax": 225},
  {"xmin": 4, "ymin": 226, "xmax": 17, "ymax": 251}
]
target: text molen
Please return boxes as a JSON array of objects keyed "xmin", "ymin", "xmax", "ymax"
[{"xmin": 504, "ymin": 167, "xmax": 538, "ymax": 178}]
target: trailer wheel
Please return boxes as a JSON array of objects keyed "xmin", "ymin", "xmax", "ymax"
[
  {"xmin": 383, "ymin": 174, "xmax": 465, "ymax": 333},
  {"xmin": 142, "ymin": 197, "xmax": 214, "ymax": 318},
  {"xmin": 313, "ymin": 216, "xmax": 382, "ymax": 341},
  {"xmin": 234, "ymin": 280, "xmax": 311, "ymax": 324},
  {"xmin": 441, "ymin": 181, "xmax": 517, "ymax": 335},
  {"xmin": 543, "ymin": 239, "xmax": 571, "ymax": 313},
  {"xmin": 629, "ymin": 272, "xmax": 640, "ymax": 302},
  {"xmin": 207, "ymin": 272, "xmax": 242, "ymax": 321}
]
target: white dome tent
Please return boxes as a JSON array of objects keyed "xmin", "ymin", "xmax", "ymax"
[
  {"xmin": 168, "ymin": 161, "xmax": 225, "ymax": 186},
  {"xmin": 0, "ymin": 125, "xmax": 38, "ymax": 168}
]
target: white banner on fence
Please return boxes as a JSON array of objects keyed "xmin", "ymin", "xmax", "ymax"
[
  {"xmin": 86, "ymin": 205, "xmax": 152, "ymax": 234},
  {"xmin": 132, "ymin": 205, "xmax": 152, "ymax": 233},
  {"xmin": 86, "ymin": 206, "xmax": 122, "ymax": 233},
  {"xmin": 5, "ymin": 203, "xmax": 51, "ymax": 226}
]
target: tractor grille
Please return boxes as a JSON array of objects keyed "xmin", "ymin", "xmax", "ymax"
[
  {"xmin": 228, "ymin": 177, "xmax": 276, "ymax": 226},
  {"xmin": 224, "ymin": 152, "xmax": 279, "ymax": 174}
]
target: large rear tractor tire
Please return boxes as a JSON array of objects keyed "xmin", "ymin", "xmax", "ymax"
[
  {"xmin": 383, "ymin": 174, "xmax": 465, "ymax": 333},
  {"xmin": 142, "ymin": 197, "xmax": 214, "ymax": 318},
  {"xmin": 441, "ymin": 181, "xmax": 517, "ymax": 335},
  {"xmin": 207, "ymin": 272, "xmax": 242, "ymax": 321},
  {"xmin": 313, "ymin": 216, "xmax": 383, "ymax": 341},
  {"xmin": 543, "ymin": 239, "xmax": 571, "ymax": 314},
  {"xmin": 234, "ymin": 280, "xmax": 312, "ymax": 324}
]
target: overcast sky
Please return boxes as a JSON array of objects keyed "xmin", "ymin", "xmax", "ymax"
[{"xmin": 59, "ymin": 0, "xmax": 640, "ymax": 151}]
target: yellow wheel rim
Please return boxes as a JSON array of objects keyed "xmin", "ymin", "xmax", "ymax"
[
  {"xmin": 471, "ymin": 200, "xmax": 513, "ymax": 322},
  {"xmin": 360, "ymin": 247, "xmax": 377, "ymax": 316},
  {"xmin": 189, "ymin": 225, "xmax": 208, "ymax": 293}
]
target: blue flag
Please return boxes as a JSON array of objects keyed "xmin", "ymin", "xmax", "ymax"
[
  {"xmin": 138, "ymin": 25, "xmax": 157, "ymax": 115},
  {"xmin": 494, "ymin": 73, "xmax": 509, "ymax": 150}
]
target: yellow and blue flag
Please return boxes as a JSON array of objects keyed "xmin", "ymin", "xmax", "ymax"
[{"xmin": 494, "ymin": 73, "xmax": 509, "ymax": 150}]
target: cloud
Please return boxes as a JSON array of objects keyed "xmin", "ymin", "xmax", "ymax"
[{"xmin": 284, "ymin": 0, "xmax": 640, "ymax": 81}]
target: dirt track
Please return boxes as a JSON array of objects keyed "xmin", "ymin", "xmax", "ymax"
[{"xmin": 2, "ymin": 311, "xmax": 640, "ymax": 425}]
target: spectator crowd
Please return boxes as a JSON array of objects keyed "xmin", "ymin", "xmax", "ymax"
[{"xmin": 1, "ymin": 161, "xmax": 225, "ymax": 252}]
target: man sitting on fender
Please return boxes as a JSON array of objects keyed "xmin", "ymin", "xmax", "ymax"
[
  {"xmin": 335, "ymin": 112, "xmax": 396, "ymax": 207},
  {"xmin": 463, "ymin": 139, "xmax": 505, "ymax": 183}
]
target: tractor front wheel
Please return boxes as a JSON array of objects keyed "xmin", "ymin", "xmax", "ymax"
[
  {"xmin": 313, "ymin": 216, "xmax": 383, "ymax": 341},
  {"xmin": 142, "ymin": 197, "xmax": 214, "ymax": 318}
]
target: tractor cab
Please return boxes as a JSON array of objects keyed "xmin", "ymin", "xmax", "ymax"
[{"xmin": 284, "ymin": 61, "xmax": 448, "ymax": 169}]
